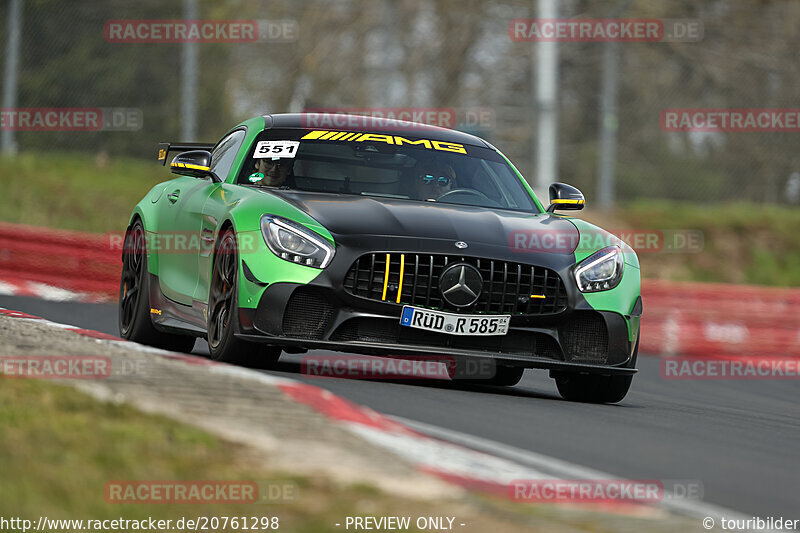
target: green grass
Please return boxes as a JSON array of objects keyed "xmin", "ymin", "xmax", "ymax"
[
  {"xmin": 1, "ymin": 378, "xmax": 284, "ymax": 519},
  {"xmin": 3, "ymin": 151, "xmax": 799, "ymax": 286},
  {"xmin": 0, "ymin": 378, "xmax": 699, "ymax": 532},
  {"xmin": 584, "ymin": 201, "xmax": 800, "ymax": 287},
  {"xmin": 0, "ymin": 379, "xmax": 505, "ymax": 531},
  {"xmin": 3, "ymin": 378, "xmax": 656, "ymax": 533},
  {"xmin": 0, "ymin": 151, "xmax": 168, "ymax": 233}
]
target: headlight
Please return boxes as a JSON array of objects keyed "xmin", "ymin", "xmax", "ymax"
[
  {"xmin": 260, "ymin": 215, "xmax": 334, "ymax": 268},
  {"xmin": 574, "ymin": 246, "xmax": 623, "ymax": 292}
]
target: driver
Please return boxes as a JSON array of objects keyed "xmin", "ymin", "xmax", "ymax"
[
  {"xmin": 247, "ymin": 157, "xmax": 294, "ymax": 187},
  {"xmin": 414, "ymin": 159, "xmax": 456, "ymax": 201}
]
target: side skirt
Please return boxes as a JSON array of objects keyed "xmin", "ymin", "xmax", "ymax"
[{"xmin": 147, "ymin": 273, "xmax": 208, "ymax": 337}]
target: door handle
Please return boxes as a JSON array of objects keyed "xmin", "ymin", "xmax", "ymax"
[{"xmin": 167, "ymin": 191, "xmax": 180, "ymax": 203}]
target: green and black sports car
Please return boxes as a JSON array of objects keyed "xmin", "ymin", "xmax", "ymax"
[{"xmin": 119, "ymin": 113, "xmax": 641, "ymax": 403}]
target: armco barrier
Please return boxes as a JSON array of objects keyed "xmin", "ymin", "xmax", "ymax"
[
  {"xmin": 0, "ymin": 222, "xmax": 120, "ymax": 300},
  {"xmin": 640, "ymin": 280, "xmax": 800, "ymax": 358},
  {"xmin": 1, "ymin": 221, "xmax": 798, "ymax": 358}
]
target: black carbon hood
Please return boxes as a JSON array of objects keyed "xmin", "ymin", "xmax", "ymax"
[{"xmin": 269, "ymin": 190, "xmax": 578, "ymax": 258}]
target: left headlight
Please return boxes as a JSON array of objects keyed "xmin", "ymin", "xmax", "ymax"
[
  {"xmin": 260, "ymin": 215, "xmax": 334, "ymax": 268},
  {"xmin": 574, "ymin": 246, "xmax": 623, "ymax": 292}
]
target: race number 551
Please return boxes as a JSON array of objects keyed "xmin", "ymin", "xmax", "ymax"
[{"xmin": 253, "ymin": 140, "xmax": 299, "ymax": 158}]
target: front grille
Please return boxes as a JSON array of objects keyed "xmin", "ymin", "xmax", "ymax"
[
  {"xmin": 343, "ymin": 253, "xmax": 568, "ymax": 315},
  {"xmin": 330, "ymin": 317, "xmax": 562, "ymax": 359},
  {"xmin": 559, "ymin": 312, "xmax": 609, "ymax": 364},
  {"xmin": 282, "ymin": 287, "xmax": 335, "ymax": 339}
]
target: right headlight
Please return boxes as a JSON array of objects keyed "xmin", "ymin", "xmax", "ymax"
[
  {"xmin": 574, "ymin": 246, "xmax": 623, "ymax": 292},
  {"xmin": 260, "ymin": 215, "xmax": 334, "ymax": 268}
]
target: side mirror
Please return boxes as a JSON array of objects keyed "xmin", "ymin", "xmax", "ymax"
[
  {"xmin": 547, "ymin": 182, "xmax": 585, "ymax": 212},
  {"xmin": 170, "ymin": 150, "xmax": 219, "ymax": 182}
]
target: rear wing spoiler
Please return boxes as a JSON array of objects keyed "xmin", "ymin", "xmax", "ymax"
[{"xmin": 157, "ymin": 142, "xmax": 215, "ymax": 166}]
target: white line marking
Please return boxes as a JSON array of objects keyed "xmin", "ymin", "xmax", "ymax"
[
  {"xmin": 346, "ymin": 423, "xmax": 550, "ymax": 484},
  {"xmin": 392, "ymin": 416, "xmax": 778, "ymax": 531}
]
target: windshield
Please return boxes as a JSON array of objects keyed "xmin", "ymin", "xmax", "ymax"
[{"xmin": 237, "ymin": 128, "xmax": 539, "ymax": 212}]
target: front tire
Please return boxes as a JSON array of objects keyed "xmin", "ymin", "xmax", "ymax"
[
  {"xmin": 207, "ymin": 228, "xmax": 280, "ymax": 369},
  {"xmin": 118, "ymin": 220, "xmax": 196, "ymax": 353},
  {"xmin": 485, "ymin": 365, "xmax": 525, "ymax": 386}
]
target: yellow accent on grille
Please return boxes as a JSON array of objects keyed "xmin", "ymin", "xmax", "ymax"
[
  {"xmin": 396, "ymin": 254, "xmax": 405, "ymax": 303},
  {"xmin": 381, "ymin": 253, "xmax": 391, "ymax": 300}
]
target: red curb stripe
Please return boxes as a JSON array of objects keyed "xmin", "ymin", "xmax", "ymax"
[
  {"xmin": 277, "ymin": 382, "xmax": 415, "ymax": 434},
  {"xmin": 0, "ymin": 309, "xmax": 44, "ymax": 320},
  {"xmin": 419, "ymin": 466, "xmax": 509, "ymax": 497},
  {"xmin": 421, "ymin": 467, "xmax": 659, "ymax": 513}
]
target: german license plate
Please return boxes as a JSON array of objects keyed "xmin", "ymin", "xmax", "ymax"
[{"xmin": 399, "ymin": 306, "xmax": 510, "ymax": 336}]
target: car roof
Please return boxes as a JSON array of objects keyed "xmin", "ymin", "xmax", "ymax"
[{"xmin": 260, "ymin": 113, "xmax": 492, "ymax": 148}]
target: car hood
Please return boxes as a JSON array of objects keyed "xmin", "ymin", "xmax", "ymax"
[{"xmin": 268, "ymin": 190, "xmax": 580, "ymax": 255}]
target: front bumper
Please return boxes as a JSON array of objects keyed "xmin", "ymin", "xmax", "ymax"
[
  {"xmin": 237, "ymin": 233, "xmax": 638, "ymax": 376},
  {"xmin": 237, "ymin": 282, "xmax": 638, "ymax": 376}
]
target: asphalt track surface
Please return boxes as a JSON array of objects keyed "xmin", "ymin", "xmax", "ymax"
[{"xmin": 3, "ymin": 293, "xmax": 798, "ymax": 520}]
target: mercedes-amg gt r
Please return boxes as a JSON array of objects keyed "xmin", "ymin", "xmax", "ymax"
[{"xmin": 119, "ymin": 113, "xmax": 642, "ymax": 403}]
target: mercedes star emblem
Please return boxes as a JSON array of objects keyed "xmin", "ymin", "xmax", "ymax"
[{"xmin": 439, "ymin": 263, "xmax": 483, "ymax": 307}]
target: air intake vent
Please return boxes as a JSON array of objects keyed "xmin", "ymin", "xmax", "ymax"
[
  {"xmin": 559, "ymin": 312, "xmax": 609, "ymax": 364},
  {"xmin": 282, "ymin": 287, "xmax": 335, "ymax": 339}
]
